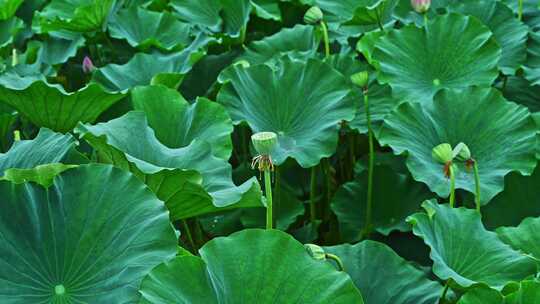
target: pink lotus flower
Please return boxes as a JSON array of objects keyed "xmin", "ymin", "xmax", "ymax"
[
  {"xmin": 411, "ymin": 0, "xmax": 430, "ymax": 13},
  {"xmin": 82, "ymin": 56, "xmax": 95, "ymax": 73}
]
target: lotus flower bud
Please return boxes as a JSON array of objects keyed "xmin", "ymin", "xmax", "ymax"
[
  {"xmin": 432, "ymin": 143, "xmax": 453, "ymax": 164},
  {"xmin": 251, "ymin": 132, "xmax": 278, "ymax": 155},
  {"xmin": 82, "ymin": 56, "xmax": 95, "ymax": 73},
  {"xmin": 411, "ymin": 0, "xmax": 431, "ymax": 13},
  {"xmin": 350, "ymin": 71, "xmax": 369, "ymax": 88},
  {"xmin": 305, "ymin": 244, "xmax": 326, "ymax": 260},
  {"xmin": 452, "ymin": 142, "xmax": 471, "ymax": 161},
  {"xmin": 304, "ymin": 6, "xmax": 323, "ymax": 24}
]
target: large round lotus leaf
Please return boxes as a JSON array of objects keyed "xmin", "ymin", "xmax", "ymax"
[
  {"xmin": 217, "ymin": 58, "xmax": 355, "ymax": 167},
  {"xmin": 502, "ymin": 0, "xmax": 540, "ymax": 31},
  {"xmin": 251, "ymin": 0, "xmax": 281, "ymax": 21},
  {"xmin": 497, "ymin": 216, "xmax": 540, "ymax": 261},
  {"xmin": 458, "ymin": 286, "xmax": 504, "ymax": 304},
  {"xmin": 379, "ymin": 87, "xmax": 537, "ymax": 203},
  {"xmin": 35, "ymin": 0, "xmax": 115, "ymax": 33},
  {"xmin": 324, "ymin": 241, "xmax": 442, "ymax": 304},
  {"xmin": 524, "ymin": 32, "xmax": 540, "ymax": 86},
  {"xmin": 373, "ymin": 13, "xmax": 501, "ymax": 103},
  {"xmin": 505, "ymin": 281, "xmax": 540, "ymax": 303},
  {"xmin": 407, "ymin": 200, "xmax": 537, "ymax": 290},
  {"xmin": 131, "ymin": 85, "xmax": 233, "ymax": 160},
  {"xmin": 332, "ymin": 164, "xmax": 433, "ymax": 241},
  {"xmin": 92, "ymin": 34, "xmax": 212, "ymax": 91},
  {"xmin": 0, "ymin": 17, "xmax": 23, "ymax": 48},
  {"xmin": 502, "ymin": 76, "xmax": 540, "ymax": 112},
  {"xmin": 0, "ymin": 81, "xmax": 125, "ymax": 133},
  {"xmin": 0, "ymin": 128, "xmax": 84, "ymax": 175},
  {"xmin": 482, "ymin": 167, "xmax": 540, "ymax": 229},
  {"xmin": 31, "ymin": 35, "xmax": 86, "ymax": 65},
  {"xmin": 138, "ymin": 229, "xmax": 364, "ymax": 303},
  {"xmin": 75, "ymin": 111, "xmax": 261, "ymax": 220},
  {"xmin": 0, "ymin": 0, "xmax": 22, "ymax": 20},
  {"xmin": 237, "ymin": 24, "xmax": 320, "ymax": 67},
  {"xmin": 108, "ymin": 7, "xmax": 192, "ymax": 51},
  {"xmin": 170, "ymin": 0, "xmax": 250, "ymax": 37},
  {"xmin": 0, "ymin": 164, "xmax": 178, "ymax": 303},
  {"xmin": 448, "ymin": 0, "xmax": 528, "ymax": 75}
]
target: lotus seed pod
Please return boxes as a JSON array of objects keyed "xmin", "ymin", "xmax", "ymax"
[
  {"xmin": 251, "ymin": 132, "xmax": 278, "ymax": 155},
  {"xmin": 304, "ymin": 244, "xmax": 326, "ymax": 260},
  {"xmin": 453, "ymin": 142, "xmax": 471, "ymax": 161},
  {"xmin": 82, "ymin": 56, "xmax": 95, "ymax": 73},
  {"xmin": 234, "ymin": 60, "xmax": 250, "ymax": 69},
  {"xmin": 304, "ymin": 6, "xmax": 323, "ymax": 24},
  {"xmin": 410, "ymin": 0, "xmax": 431, "ymax": 13},
  {"xmin": 431, "ymin": 143, "xmax": 453, "ymax": 164},
  {"xmin": 350, "ymin": 71, "xmax": 369, "ymax": 88}
]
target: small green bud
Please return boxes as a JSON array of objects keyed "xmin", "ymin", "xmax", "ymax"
[
  {"xmin": 432, "ymin": 143, "xmax": 453, "ymax": 164},
  {"xmin": 234, "ymin": 60, "xmax": 250, "ymax": 69},
  {"xmin": 452, "ymin": 142, "xmax": 471, "ymax": 161},
  {"xmin": 251, "ymin": 132, "xmax": 278, "ymax": 155},
  {"xmin": 305, "ymin": 244, "xmax": 326, "ymax": 260},
  {"xmin": 350, "ymin": 71, "xmax": 369, "ymax": 88},
  {"xmin": 304, "ymin": 6, "xmax": 323, "ymax": 24}
]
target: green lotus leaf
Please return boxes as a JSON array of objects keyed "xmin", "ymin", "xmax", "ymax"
[
  {"xmin": 502, "ymin": 76, "xmax": 540, "ymax": 112},
  {"xmin": 28, "ymin": 34, "xmax": 85, "ymax": 65},
  {"xmin": 0, "ymin": 0, "xmax": 23, "ymax": 20},
  {"xmin": 407, "ymin": 200, "xmax": 537, "ymax": 290},
  {"xmin": 237, "ymin": 24, "xmax": 320, "ymax": 67},
  {"xmin": 502, "ymin": 0, "xmax": 540, "ymax": 31},
  {"xmin": 324, "ymin": 240, "xmax": 442, "ymax": 304},
  {"xmin": 2, "ymin": 163, "xmax": 78, "ymax": 187},
  {"xmin": 0, "ymin": 81, "xmax": 125, "ymax": 133},
  {"xmin": 251, "ymin": 0, "xmax": 281, "ymax": 21},
  {"xmin": 482, "ymin": 167, "xmax": 540, "ymax": 229},
  {"xmin": 448, "ymin": 0, "xmax": 528, "ymax": 75},
  {"xmin": 217, "ymin": 58, "xmax": 355, "ymax": 167},
  {"xmin": 332, "ymin": 164, "xmax": 433, "ymax": 241},
  {"xmin": 0, "ymin": 17, "xmax": 24, "ymax": 48},
  {"xmin": 373, "ymin": 13, "xmax": 501, "ymax": 103},
  {"xmin": 524, "ymin": 32, "xmax": 540, "ymax": 86},
  {"xmin": 0, "ymin": 104, "xmax": 16, "ymax": 152},
  {"xmin": 75, "ymin": 111, "xmax": 262, "ymax": 220},
  {"xmin": 0, "ymin": 164, "xmax": 178, "ymax": 303},
  {"xmin": 343, "ymin": 0, "xmax": 399, "ymax": 26},
  {"xmin": 349, "ymin": 81, "xmax": 402, "ymax": 135},
  {"xmin": 131, "ymin": 85, "xmax": 233, "ymax": 160},
  {"xmin": 356, "ymin": 30, "xmax": 384, "ymax": 67},
  {"xmin": 170, "ymin": 0, "xmax": 250, "ymax": 37},
  {"xmin": 379, "ymin": 87, "xmax": 537, "ymax": 203},
  {"xmin": 457, "ymin": 286, "xmax": 504, "ymax": 304},
  {"xmin": 108, "ymin": 7, "xmax": 192, "ymax": 51},
  {"xmin": 0, "ymin": 128, "xmax": 84, "ymax": 174},
  {"xmin": 505, "ymin": 281, "xmax": 540, "ymax": 303},
  {"xmin": 35, "ymin": 0, "xmax": 115, "ymax": 33},
  {"xmin": 138, "ymin": 229, "xmax": 364, "ymax": 303},
  {"xmin": 497, "ymin": 217, "xmax": 540, "ymax": 261},
  {"xmin": 92, "ymin": 34, "xmax": 212, "ymax": 91}
]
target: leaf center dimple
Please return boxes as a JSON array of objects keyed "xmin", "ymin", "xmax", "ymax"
[
  {"xmin": 54, "ymin": 284, "xmax": 66, "ymax": 295},
  {"xmin": 433, "ymin": 78, "xmax": 441, "ymax": 86}
]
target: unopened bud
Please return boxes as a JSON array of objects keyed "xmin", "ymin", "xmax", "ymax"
[
  {"xmin": 304, "ymin": 6, "xmax": 323, "ymax": 24},
  {"xmin": 411, "ymin": 0, "xmax": 431, "ymax": 13},
  {"xmin": 251, "ymin": 132, "xmax": 278, "ymax": 155},
  {"xmin": 350, "ymin": 71, "xmax": 369, "ymax": 88},
  {"xmin": 305, "ymin": 244, "xmax": 326, "ymax": 260},
  {"xmin": 452, "ymin": 142, "xmax": 471, "ymax": 162},
  {"xmin": 82, "ymin": 56, "xmax": 95, "ymax": 73},
  {"xmin": 432, "ymin": 143, "xmax": 453, "ymax": 164}
]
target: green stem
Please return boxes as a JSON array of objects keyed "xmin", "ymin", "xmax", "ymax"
[
  {"xmin": 449, "ymin": 165, "xmax": 456, "ymax": 208},
  {"xmin": 322, "ymin": 158, "xmax": 332, "ymax": 221},
  {"xmin": 502, "ymin": 75, "xmax": 508, "ymax": 93},
  {"xmin": 518, "ymin": 0, "xmax": 523, "ymax": 21},
  {"xmin": 365, "ymin": 91, "xmax": 375, "ymax": 234},
  {"xmin": 325, "ymin": 253, "xmax": 345, "ymax": 271},
  {"xmin": 439, "ymin": 282, "xmax": 449, "ymax": 304},
  {"xmin": 274, "ymin": 166, "xmax": 281, "ymax": 218},
  {"xmin": 320, "ymin": 21, "xmax": 330, "ymax": 58},
  {"xmin": 423, "ymin": 13, "xmax": 428, "ymax": 30},
  {"xmin": 473, "ymin": 161, "xmax": 481, "ymax": 213},
  {"xmin": 181, "ymin": 219, "xmax": 196, "ymax": 252},
  {"xmin": 375, "ymin": 9, "xmax": 384, "ymax": 32},
  {"xmin": 310, "ymin": 166, "xmax": 317, "ymax": 222},
  {"xmin": 264, "ymin": 169, "xmax": 273, "ymax": 229}
]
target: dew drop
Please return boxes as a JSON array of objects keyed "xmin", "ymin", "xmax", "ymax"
[{"xmin": 54, "ymin": 284, "xmax": 66, "ymax": 295}]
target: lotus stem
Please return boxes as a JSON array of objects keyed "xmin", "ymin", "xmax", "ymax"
[
  {"xmin": 325, "ymin": 253, "xmax": 345, "ymax": 271},
  {"xmin": 310, "ymin": 166, "xmax": 317, "ymax": 221},
  {"xmin": 264, "ymin": 169, "xmax": 273, "ymax": 229},
  {"xmin": 375, "ymin": 10, "xmax": 384, "ymax": 32},
  {"xmin": 181, "ymin": 219, "xmax": 196, "ymax": 252},
  {"xmin": 274, "ymin": 166, "xmax": 281, "ymax": 215},
  {"xmin": 320, "ymin": 21, "xmax": 330, "ymax": 58},
  {"xmin": 322, "ymin": 158, "xmax": 332, "ymax": 220},
  {"xmin": 473, "ymin": 161, "xmax": 481, "ymax": 213},
  {"xmin": 364, "ymin": 91, "xmax": 375, "ymax": 234},
  {"xmin": 423, "ymin": 13, "xmax": 428, "ymax": 30},
  {"xmin": 449, "ymin": 165, "xmax": 456, "ymax": 208},
  {"xmin": 518, "ymin": 0, "xmax": 523, "ymax": 21},
  {"xmin": 439, "ymin": 282, "xmax": 449, "ymax": 303}
]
